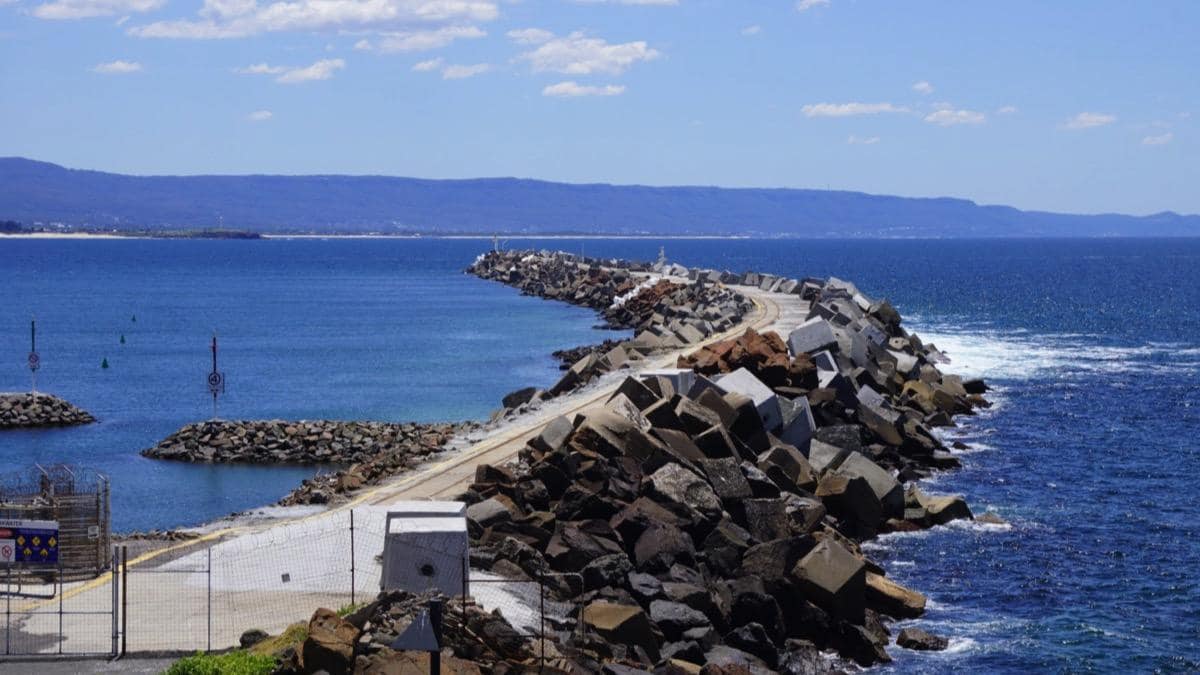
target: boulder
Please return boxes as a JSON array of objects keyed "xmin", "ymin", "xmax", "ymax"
[
  {"xmin": 791, "ymin": 539, "xmax": 866, "ymax": 623},
  {"xmin": 896, "ymin": 627, "xmax": 949, "ymax": 651},
  {"xmin": 649, "ymin": 600, "xmax": 711, "ymax": 641},
  {"xmin": 816, "ymin": 474, "xmax": 882, "ymax": 538},
  {"xmin": 644, "ymin": 464, "xmax": 722, "ymax": 518},
  {"xmin": 865, "ymin": 572, "xmax": 926, "ymax": 618},
  {"xmin": 698, "ymin": 457, "xmax": 753, "ymax": 501},
  {"xmin": 757, "ymin": 445, "xmax": 816, "ymax": 493},
  {"xmin": 582, "ymin": 601, "xmax": 661, "ymax": 661},
  {"xmin": 302, "ymin": 607, "xmax": 360, "ymax": 674}
]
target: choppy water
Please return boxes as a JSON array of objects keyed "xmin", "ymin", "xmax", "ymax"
[{"xmin": 3, "ymin": 236, "xmax": 1199, "ymax": 671}]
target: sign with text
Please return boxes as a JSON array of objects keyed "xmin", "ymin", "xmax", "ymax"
[{"xmin": 0, "ymin": 519, "xmax": 60, "ymax": 565}]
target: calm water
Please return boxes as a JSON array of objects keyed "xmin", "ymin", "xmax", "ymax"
[{"xmin": 3, "ymin": 237, "xmax": 1199, "ymax": 671}]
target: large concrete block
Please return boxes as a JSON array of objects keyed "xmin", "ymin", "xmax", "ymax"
[
  {"xmin": 834, "ymin": 452, "xmax": 904, "ymax": 519},
  {"xmin": 642, "ymin": 369, "xmax": 697, "ymax": 396},
  {"xmin": 787, "ymin": 317, "xmax": 838, "ymax": 356},
  {"xmin": 807, "ymin": 439, "xmax": 850, "ymax": 473},
  {"xmin": 777, "ymin": 395, "xmax": 816, "ymax": 452},
  {"xmin": 791, "ymin": 539, "xmax": 866, "ymax": 623},
  {"xmin": 715, "ymin": 368, "xmax": 783, "ymax": 433}
]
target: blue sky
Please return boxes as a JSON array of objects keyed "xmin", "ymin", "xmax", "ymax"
[{"xmin": 1, "ymin": 0, "xmax": 1196, "ymax": 215}]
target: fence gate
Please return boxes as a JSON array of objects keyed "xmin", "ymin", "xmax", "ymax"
[{"xmin": 1, "ymin": 550, "xmax": 118, "ymax": 658}]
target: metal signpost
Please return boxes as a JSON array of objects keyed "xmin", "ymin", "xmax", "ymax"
[
  {"xmin": 0, "ymin": 519, "xmax": 60, "ymax": 565},
  {"xmin": 208, "ymin": 334, "xmax": 226, "ymax": 420},
  {"xmin": 28, "ymin": 318, "xmax": 40, "ymax": 394}
]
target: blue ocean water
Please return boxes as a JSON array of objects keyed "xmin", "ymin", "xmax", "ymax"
[{"xmin": 3, "ymin": 236, "xmax": 1199, "ymax": 671}]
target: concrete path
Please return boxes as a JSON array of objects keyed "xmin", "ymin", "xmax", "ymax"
[{"xmin": 1, "ymin": 280, "xmax": 809, "ymax": 659}]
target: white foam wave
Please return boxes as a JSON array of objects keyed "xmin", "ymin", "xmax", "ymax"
[{"xmin": 912, "ymin": 324, "xmax": 1200, "ymax": 381}]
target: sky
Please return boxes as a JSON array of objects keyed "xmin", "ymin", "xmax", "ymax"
[{"xmin": 1, "ymin": 0, "xmax": 1197, "ymax": 216}]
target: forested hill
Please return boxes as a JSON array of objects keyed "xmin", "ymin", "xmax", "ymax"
[{"xmin": 2, "ymin": 157, "xmax": 1196, "ymax": 237}]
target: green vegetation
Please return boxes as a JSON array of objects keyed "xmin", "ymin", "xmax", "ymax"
[
  {"xmin": 336, "ymin": 602, "xmax": 364, "ymax": 618},
  {"xmin": 162, "ymin": 650, "xmax": 276, "ymax": 675},
  {"xmin": 247, "ymin": 622, "xmax": 307, "ymax": 656}
]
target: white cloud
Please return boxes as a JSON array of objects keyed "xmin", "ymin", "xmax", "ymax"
[
  {"xmin": 847, "ymin": 135, "xmax": 879, "ymax": 145},
  {"xmin": 801, "ymin": 102, "xmax": 909, "ymax": 118},
  {"xmin": 33, "ymin": 0, "xmax": 161, "ymax": 20},
  {"xmin": 91, "ymin": 59, "xmax": 142, "ymax": 74},
  {"xmin": 506, "ymin": 27, "xmax": 553, "ymax": 45},
  {"xmin": 741, "ymin": 25, "xmax": 761, "ymax": 36},
  {"xmin": 924, "ymin": 107, "xmax": 985, "ymax": 126},
  {"xmin": 412, "ymin": 57, "xmax": 443, "ymax": 71},
  {"xmin": 911, "ymin": 80, "xmax": 933, "ymax": 95},
  {"xmin": 237, "ymin": 58, "xmax": 344, "ymax": 83},
  {"xmin": 235, "ymin": 63, "xmax": 284, "ymax": 75},
  {"xmin": 796, "ymin": 0, "xmax": 828, "ymax": 11},
  {"xmin": 353, "ymin": 38, "xmax": 372, "ymax": 50},
  {"xmin": 129, "ymin": 0, "xmax": 498, "ymax": 39},
  {"xmin": 1063, "ymin": 112, "xmax": 1116, "ymax": 130},
  {"xmin": 247, "ymin": 109, "xmax": 273, "ymax": 121},
  {"xmin": 517, "ymin": 31, "xmax": 659, "ymax": 76},
  {"xmin": 542, "ymin": 80, "xmax": 625, "ymax": 97},
  {"xmin": 996, "ymin": 105, "xmax": 1018, "ymax": 115},
  {"xmin": 441, "ymin": 62, "xmax": 490, "ymax": 79},
  {"xmin": 365, "ymin": 25, "xmax": 485, "ymax": 53},
  {"xmin": 1142, "ymin": 132, "xmax": 1173, "ymax": 146},
  {"xmin": 573, "ymin": 0, "xmax": 677, "ymax": 4}
]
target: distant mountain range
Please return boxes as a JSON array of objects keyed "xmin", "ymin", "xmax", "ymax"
[{"xmin": 2, "ymin": 157, "xmax": 1196, "ymax": 237}]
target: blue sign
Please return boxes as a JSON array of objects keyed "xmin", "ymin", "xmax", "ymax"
[{"xmin": 0, "ymin": 519, "xmax": 60, "ymax": 565}]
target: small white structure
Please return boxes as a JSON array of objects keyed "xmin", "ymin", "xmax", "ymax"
[{"xmin": 381, "ymin": 501, "xmax": 469, "ymax": 597}]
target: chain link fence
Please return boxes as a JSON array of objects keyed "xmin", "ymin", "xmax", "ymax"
[{"xmin": 1, "ymin": 507, "xmax": 583, "ymax": 665}]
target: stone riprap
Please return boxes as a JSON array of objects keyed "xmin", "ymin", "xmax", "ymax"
[
  {"xmin": 141, "ymin": 419, "xmax": 471, "ymax": 505},
  {"xmin": 468, "ymin": 250, "xmax": 755, "ymax": 420},
  {"xmin": 0, "ymin": 392, "xmax": 95, "ymax": 428},
  {"xmin": 457, "ymin": 271, "xmax": 987, "ymax": 669}
]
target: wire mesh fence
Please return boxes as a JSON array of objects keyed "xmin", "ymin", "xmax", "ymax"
[
  {"xmin": 2, "ymin": 556, "xmax": 118, "ymax": 657},
  {"xmin": 2, "ymin": 506, "xmax": 583, "ymax": 665}
]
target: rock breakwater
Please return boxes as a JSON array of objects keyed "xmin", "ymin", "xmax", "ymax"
[
  {"xmin": 141, "ymin": 419, "xmax": 472, "ymax": 505},
  {"xmin": 459, "ymin": 271, "xmax": 986, "ymax": 669},
  {"xmin": 468, "ymin": 250, "xmax": 755, "ymax": 418},
  {"xmin": 0, "ymin": 393, "xmax": 95, "ymax": 428}
]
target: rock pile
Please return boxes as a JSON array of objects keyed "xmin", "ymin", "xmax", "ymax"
[
  {"xmin": 274, "ymin": 590, "xmax": 537, "ymax": 674},
  {"xmin": 0, "ymin": 393, "xmax": 95, "ymax": 428},
  {"xmin": 456, "ymin": 277, "xmax": 986, "ymax": 669},
  {"xmin": 469, "ymin": 250, "xmax": 754, "ymax": 419},
  {"xmin": 142, "ymin": 419, "xmax": 470, "ymax": 506}
]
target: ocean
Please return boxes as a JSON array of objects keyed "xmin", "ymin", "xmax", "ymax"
[{"xmin": 2, "ymin": 236, "xmax": 1198, "ymax": 671}]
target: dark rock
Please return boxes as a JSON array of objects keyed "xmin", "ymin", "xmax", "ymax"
[
  {"xmin": 896, "ymin": 626, "xmax": 949, "ymax": 651},
  {"xmin": 650, "ymin": 600, "xmax": 711, "ymax": 640}
]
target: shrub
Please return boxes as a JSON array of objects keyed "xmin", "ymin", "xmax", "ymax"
[{"xmin": 163, "ymin": 650, "xmax": 276, "ymax": 675}]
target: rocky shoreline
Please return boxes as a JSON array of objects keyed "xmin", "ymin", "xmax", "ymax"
[
  {"xmin": 0, "ymin": 392, "xmax": 95, "ymax": 428},
  {"xmin": 141, "ymin": 419, "xmax": 472, "ymax": 505},
  {"xmin": 448, "ymin": 251, "xmax": 990, "ymax": 671}
]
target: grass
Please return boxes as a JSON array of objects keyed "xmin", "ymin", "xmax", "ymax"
[
  {"xmin": 336, "ymin": 602, "xmax": 365, "ymax": 617},
  {"xmin": 247, "ymin": 621, "xmax": 308, "ymax": 656},
  {"xmin": 162, "ymin": 650, "xmax": 276, "ymax": 675}
]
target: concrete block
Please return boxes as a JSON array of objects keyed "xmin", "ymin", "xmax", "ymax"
[
  {"xmin": 642, "ymin": 369, "xmax": 697, "ymax": 397},
  {"xmin": 807, "ymin": 439, "xmax": 850, "ymax": 473},
  {"xmin": 782, "ymin": 317, "xmax": 840, "ymax": 357},
  {"xmin": 777, "ymin": 395, "xmax": 816, "ymax": 452},
  {"xmin": 834, "ymin": 452, "xmax": 904, "ymax": 518},
  {"xmin": 715, "ymin": 368, "xmax": 783, "ymax": 433},
  {"xmin": 791, "ymin": 539, "xmax": 866, "ymax": 623}
]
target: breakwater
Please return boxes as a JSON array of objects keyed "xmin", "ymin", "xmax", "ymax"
[
  {"xmin": 460, "ymin": 250, "xmax": 988, "ymax": 669},
  {"xmin": 141, "ymin": 419, "xmax": 471, "ymax": 505},
  {"xmin": 0, "ymin": 393, "xmax": 95, "ymax": 428},
  {"xmin": 468, "ymin": 250, "xmax": 753, "ymax": 418}
]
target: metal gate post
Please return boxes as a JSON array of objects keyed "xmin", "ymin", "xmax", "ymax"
[
  {"xmin": 5, "ymin": 564, "xmax": 11, "ymax": 656},
  {"xmin": 207, "ymin": 547, "xmax": 212, "ymax": 652},
  {"xmin": 58, "ymin": 559, "xmax": 64, "ymax": 654},
  {"xmin": 110, "ymin": 547, "xmax": 118, "ymax": 658},
  {"xmin": 121, "ymin": 545, "xmax": 128, "ymax": 657},
  {"xmin": 350, "ymin": 510, "xmax": 356, "ymax": 606}
]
